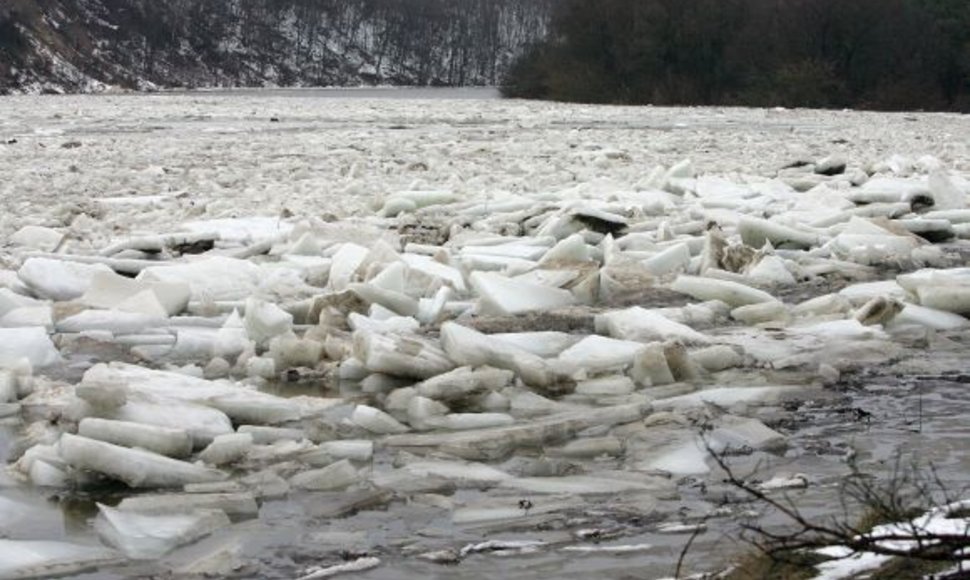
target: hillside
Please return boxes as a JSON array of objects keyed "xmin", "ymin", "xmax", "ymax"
[{"xmin": 0, "ymin": 0, "xmax": 552, "ymax": 94}]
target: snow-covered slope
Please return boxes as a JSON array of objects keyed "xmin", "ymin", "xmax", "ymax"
[{"xmin": 0, "ymin": 0, "xmax": 552, "ymax": 94}]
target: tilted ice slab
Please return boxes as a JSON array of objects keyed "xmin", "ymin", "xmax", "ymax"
[
  {"xmin": 80, "ymin": 270, "xmax": 191, "ymax": 317},
  {"xmin": 138, "ymin": 256, "xmax": 263, "ymax": 301},
  {"xmin": 179, "ymin": 217, "xmax": 292, "ymax": 243},
  {"xmin": 470, "ymin": 271, "xmax": 578, "ymax": 316},
  {"xmin": 59, "ymin": 433, "xmax": 227, "ymax": 488},
  {"xmin": 595, "ymin": 306, "xmax": 712, "ymax": 345},
  {"xmin": 106, "ymin": 398, "xmax": 234, "ymax": 447},
  {"xmin": 0, "ymin": 327, "xmax": 60, "ymax": 368},
  {"xmin": 95, "ymin": 504, "xmax": 230, "ymax": 560},
  {"xmin": 440, "ymin": 322, "xmax": 568, "ymax": 389},
  {"xmin": 0, "ymin": 539, "xmax": 122, "ymax": 579},
  {"xmin": 555, "ymin": 336, "xmax": 644, "ymax": 374},
  {"xmin": 670, "ymin": 275, "xmax": 778, "ymax": 308},
  {"xmin": 17, "ymin": 258, "xmax": 113, "ymax": 301},
  {"xmin": 99, "ymin": 363, "xmax": 330, "ymax": 424}
]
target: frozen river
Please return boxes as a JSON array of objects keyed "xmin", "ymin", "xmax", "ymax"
[{"xmin": 0, "ymin": 89, "xmax": 969, "ymax": 579}]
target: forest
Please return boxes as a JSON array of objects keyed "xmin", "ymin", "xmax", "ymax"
[{"xmin": 502, "ymin": 0, "xmax": 970, "ymax": 111}]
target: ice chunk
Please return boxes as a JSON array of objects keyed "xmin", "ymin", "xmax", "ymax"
[
  {"xmin": 95, "ymin": 504, "xmax": 230, "ymax": 560},
  {"xmin": 540, "ymin": 234, "xmax": 592, "ymax": 264},
  {"xmin": 243, "ymin": 298, "xmax": 292, "ymax": 346},
  {"xmin": 425, "ymin": 413, "xmax": 516, "ymax": 430},
  {"xmin": 316, "ymin": 440, "xmax": 373, "ymax": 461},
  {"xmin": 139, "ymin": 257, "xmax": 262, "ymax": 301},
  {"xmin": 401, "ymin": 254, "xmax": 466, "ymax": 293},
  {"xmin": 596, "ymin": 307, "xmax": 711, "ymax": 345},
  {"xmin": 670, "ymin": 275, "xmax": 778, "ymax": 307},
  {"xmin": 214, "ymin": 310, "xmax": 249, "ymax": 360},
  {"xmin": 0, "ymin": 305, "xmax": 52, "ymax": 330},
  {"xmin": 915, "ymin": 285, "xmax": 970, "ymax": 316},
  {"xmin": 328, "ymin": 243, "xmax": 369, "ymax": 291},
  {"xmin": 556, "ymin": 336, "xmax": 642, "ymax": 374},
  {"xmin": 415, "ymin": 366, "xmax": 515, "ymax": 403},
  {"xmin": 791, "ymin": 293, "xmax": 852, "ymax": 318},
  {"xmin": 731, "ymin": 301, "xmax": 789, "ymax": 325},
  {"xmin": 384, "ymin": 403, "xmax": 646, "ymax": 461},
  {"xmin": 117, "ymin": 492, "xmax": 258, "ymax": 517},
  {"xmin": 470, "ymin": 271, "xmax": 577, "ymax": 316},
  {"xmin": 290, "ymin": 459, "xmax": 359, "ymax": 491},
  {"xmin": 296, "ymin": 556, "xmax": 381, "ymax": 580},
  {"xmin": 642, "ymin": 243, "xmax": 691, "ymax": 277},
  {"xmin": 10, "ymin": 225, "xmax": 64, "ymax": 251},
  {"xmin": 78, "ymin": 418, "xmax": 192, "ymax": 458},
  {"xmin": 406, "ymin": 394, "xmax": 449, "ymax": 430},
  {"xmin": 575, "ymin": 376, "xmax": 635, "ymax": 397},
  {"xmin": 349, "ymin": 283, "xmax": 419, "ymax": 317},
  {"xmin": 890, "ymin": 304, "xmax": 968, "ymax": 331},
  {"xmin": 630, "ymin": 343, "xmax": 675, "ymax": 387},
  {"xmin": 103, "ymin": 363, "xmax": 311, "ymax": 425},
  {"xmin": 81, "ymin": 271, "xmax": 191, "ymax": 317},
  {"xmin": 549, "ymin": 436, "xmax": 623, "ymax": 458},
  {"xmin": 738, "ymin": 216, "xmax": 820, "ymax": 249},
  {"xmin": 709, "ymin": 416, "xmax": 787, "ymax": 453},
  {"xmin": 490, "ymin": 332, "xmax": 579, "ymax": 358},
  {"xmin": 353, "ymin": 331, "xmax": 454, "ymax": 379},
  {"xmin": 56, "ymin": 309, "xmax": 166, "ymax": 334},
  {"xmin": 928, "ymin": 170, "xmax": 967, "ymax": 210},
  {"xmin": 401, "ymin": 459, "xmax": 512, "ymax": 484},
  {"xmin": 0, "ymin": 328, "xmax": 60, "ymax": 368},
  {"xmin": 352, "ymin": 404, "xmax": 409, "ymax": 434},
  {"xmin": 853, "ymin": 296, "xmax": 903, "ymax": 326},
  {"xmin": 0, "ymin": 539, "xmax": 121, "ymax": 578},
  {"xmin": 18, "ymin": 258, "xmax": 112, "ymax": 301},
  {"xmin": 268, "ymin": 335, "xmax": 324, "ymax": 368},
  {"xmin": 746, "ymin": 256, "xmax": 796, "ymax": 286},
  {"xmin": 690, "ymin": 345, "xmax": 744, "ymax": 372},
  {"xmin": 439, "ymin": 323, "xmax": 568, "ymax": 390},
  {"xmin": 59, "ymin": 434, "xmax": 226, "ymax": 488},
  {"xmin": 237, "ymin": 426, "xmax": 306, "ymax": 445},
  {"xmin": 653, "ymin": 386, "xmax": 801, "ymax": 411},
  {"xmin": 198, "ymin": 433, "xmax": 253, "ymax": 466},
  {"xmin": 347, "ymin": 312, "xmax": 420, "ymax": 335},
  {"xmin": 108, "ymin": 399, "xmax": 233, "ymax": 447},
  {"xmin": 635, "ymin": 437, "xmax": 710, "ymax": 475}
]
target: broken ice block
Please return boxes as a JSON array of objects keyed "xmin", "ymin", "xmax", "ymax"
[
  {"xmin": 353, "ymin": 331, "xmax": 454, "ymax": 379},
  {"xmin": 18, "ymin": 258, "xmax": 112, "ymax": 301},
  {"xmin": 243, "ymin": 298, "xmax": 292, "ymax": 346},
  {"xmin": 470, "ymin": 271, "xmax": 577, "ymax": 316},
  {"xmin": 352, "ymin": 404, "xmax": 409, "ymax": 434},
  {"xmin": 415, "ymin": 366, "xmax": 515, "ymax": 403},
  {"xmin": 290, "ymin": 459, "xmax": 360, "ymax": 491},
  {"xmin": 440, "ymin": 322, "xmax": 568, "ymax": 390},
  {"xmin": 78, "ymin": 418, "xmax": 192, "ymax": 458},
  {"xmin": 0, "ymin": 539, "xmax": 121, "ymax": 578},
  {"xmin": 670, "ymin": 275, "xmax": 778, "ymax": 307},
  {"xmin": 59, "ymin": 434, "xmax": 226, "ymax": 488},
  {"xmin": 198, "ymin": 433, "xmax": 253, "ymax": 466},
  {"xmin": 596, "ymin": 307, "xmax": 711, "ymax": 345},
  {"xmin": 0, "ymin": 328, "xmax": 60, "ymax": 368},
  {"xmin": 95, "ymin": 504, "xmax": 230, "ymax": 560}
]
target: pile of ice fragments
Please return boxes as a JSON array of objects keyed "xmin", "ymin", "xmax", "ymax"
[{"xmin": 1, "ymin": 153, "xmax": 969, "ymax": 577}]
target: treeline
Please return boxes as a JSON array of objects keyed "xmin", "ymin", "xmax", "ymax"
[
  {"xmin": 1, "ymin": 0, "xmax": 553, "ymax": 93},
  {"xmin": 501, "ymin": 0, "xmax": 970, "ymax": 111}
]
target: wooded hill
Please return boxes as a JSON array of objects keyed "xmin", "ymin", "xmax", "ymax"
[
  {"xmin": 0, "ymin": 0, "xmax": 552, "ymax": 94},
  {"xmin": 502, "ymin": 0, "xmax": 970, "ymax": 111}
]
